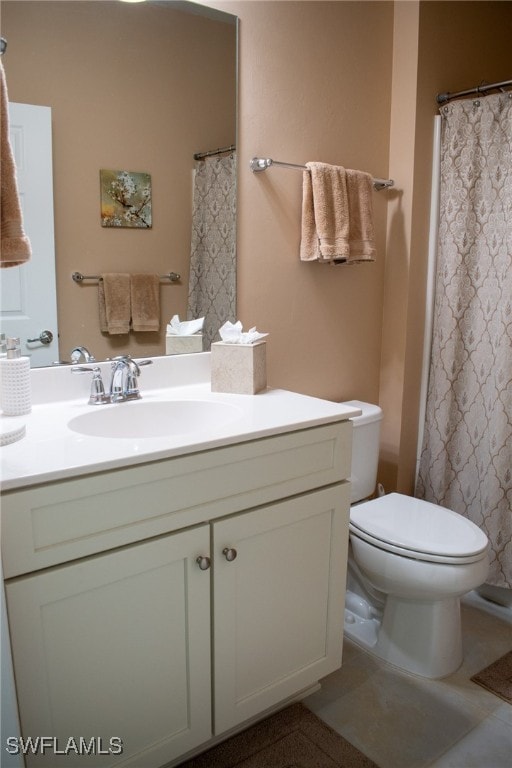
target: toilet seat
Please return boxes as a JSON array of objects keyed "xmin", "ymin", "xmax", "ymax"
[{"xmin": 350, "ymin": 493, "xmax": 488, "ymax": 565}]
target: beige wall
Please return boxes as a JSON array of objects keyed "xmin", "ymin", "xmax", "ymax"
[
  {"xmin": 2, "ymin": 0, "xmax": 236, "ymax": 361},
  {"xmin": 378, "ymin": 0, "xmax": 420, "ymax": 492},
  {"xmin": 228, "ymin": 0, "xmax": 394, "ymax": 406},
  {"xmin": 210, "ymin": 0, "xmax": 511, "ymax": 494},
  {"xmin": 3, "ymin": 0, "xmax": 511, "ymax": 493}
]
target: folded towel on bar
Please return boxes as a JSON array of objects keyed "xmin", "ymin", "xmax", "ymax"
[
  {"xmin": 0, "ymin": 62, "xmax": 32, "ymax": 267},
  {"xmin": 344, "ymin": 169, "xmax": 377, "ymax": 262},
  {"xmin": 300, "ymin": 162, "xmax": 376, "ymax": 264},
  {"xmin": 98, "ymin": 273, "xmax": 131, "ymax": 335},
  {"xmin": 130, "ymin": 273, "xmax": 160, "ymax": 332}
]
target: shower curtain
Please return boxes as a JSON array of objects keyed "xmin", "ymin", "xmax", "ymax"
[
  {"xmin": 417, "ymin": 92, "xmax": 512, "ymax": 589},
  {"xmin": 187, "ymin": 152, "xmax": 237, "ymax": 349}
]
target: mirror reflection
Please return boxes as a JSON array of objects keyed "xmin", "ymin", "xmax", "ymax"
[{"xmin": 1, "ymin": 0, "xmax": 237, "ymax": 366}]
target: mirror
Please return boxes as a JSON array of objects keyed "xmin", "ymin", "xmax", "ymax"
[{"xmin": 2, "ymin": 0, "xmax": 237, "ymax": 366}]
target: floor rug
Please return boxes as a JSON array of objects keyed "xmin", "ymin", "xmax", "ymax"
[
  {"xmin": 471, "ymin": 650, "xmax": 512, "ymax": 704},
  {"xmin": 178, "ymin": 702, "xmax": 377, "ymax": 767}
]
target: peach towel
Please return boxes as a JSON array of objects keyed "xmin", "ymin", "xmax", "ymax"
[
  {"xmin": 130, "ymin": 273, "xmax": 160, "ymax": 332},
  {"xmin": 300, "ymin": 162, "xmax": 376, "ymax": 264},
  {"xmin": 98, "ymin": 273, "xmax": 131, "ymax": 335},
  {"xmin": 0, "ymin": 62, "xmax": 31, "ymax": 267}
]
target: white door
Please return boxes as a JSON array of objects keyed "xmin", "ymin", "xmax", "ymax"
[
  {"xmin": 0, "ymin": 103, "xmax": 59, "ymax": 365},
  {"xmin": 213, "ymin": 484, "xmax": 350, "ymax": 734},
  {"xmin": 6, "ymin": 527, "xmax": 212, "ymax": 767}
]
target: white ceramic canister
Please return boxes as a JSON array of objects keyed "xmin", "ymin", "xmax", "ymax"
[{"xmin": 0, "ymin": 337, "xmax": 32, "ymax": 416}]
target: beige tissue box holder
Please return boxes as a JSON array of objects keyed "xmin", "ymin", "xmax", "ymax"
[
  {"xmin": 211, "ymin": 341, "xmax": 267, "ymax": 395},
  {"xmin": 166, "ymin": 334, "xmax": 203, "ymax": 355}
]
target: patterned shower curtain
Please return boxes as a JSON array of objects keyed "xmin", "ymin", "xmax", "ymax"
[
  {"xmin": 417, "ymin": 92, "xmax": 512, "ymax": 589},
  {"xmin": 187, "ymin": 152, "xmax": 237, "ymax": 349}
]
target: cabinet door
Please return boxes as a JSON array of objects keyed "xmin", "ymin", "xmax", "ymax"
[
  {"xmin": 5, "ymin": 527, "xmax": 212, "ymax": 768},
  {"xmin": 213, "ymin": 483, "xmax": 350, "ymax": 733}
]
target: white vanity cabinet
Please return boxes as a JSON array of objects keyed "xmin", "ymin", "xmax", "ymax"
[
  {"xmin": 2, "ymin": 421, "xmax": 352, "ymax": 768},
  {"xmin": 213, "ymin": 486, "xmax": 348, "ymax": 734},
  {"xmin": 4, "ymin": 526, "xmax": 212, "ymax": 768}
]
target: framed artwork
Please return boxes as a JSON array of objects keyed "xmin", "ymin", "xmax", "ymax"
[{"xmin": 100, "ymin": 169, "xmax": 152, "ymax": 228}]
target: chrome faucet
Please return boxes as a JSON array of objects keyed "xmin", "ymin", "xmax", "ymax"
[
  {"xmin": 71, "ymin": 355, "xmax": 152, "ymax": 404},
  {"xmin": 109, "ymin": 356, "xmax": 153, "ymax": 403},
  {"xmin": 70, "ymin": 346, "xmax": 96, "ymax": 364}
]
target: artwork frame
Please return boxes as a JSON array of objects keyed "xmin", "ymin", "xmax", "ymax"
[{"xmin": 100, "ymin": 169, "xmax": 152, "ymax": 228}]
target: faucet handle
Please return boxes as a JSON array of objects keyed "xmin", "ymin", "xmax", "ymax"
[
  {"xmin": 125, "ymin": 359, "xmax": 153, "ymax": 398},
  {"xmin": 71, "ymin": 365, "xmax": 109, "ymax": 405},
  {"xmin": 133, "ymin": 359, "xmax": 153, "ymax": 376}
]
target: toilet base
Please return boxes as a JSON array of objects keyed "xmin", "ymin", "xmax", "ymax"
[{"xmin": 344, "ymin": 590, "xmax": 463, "ymax": 679}]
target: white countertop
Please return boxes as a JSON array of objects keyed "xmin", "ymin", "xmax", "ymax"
[{"xmin": 0, "ymin": 353, "xmax": 359, "ymax": 491}]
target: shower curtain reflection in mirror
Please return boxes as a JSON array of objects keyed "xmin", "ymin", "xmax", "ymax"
[
  {"xmin": 187, "ymin": 152, "xmax": 237, "ymax": 349},
  {"xmin": 417, "ymin": 92, "xmax": 512, "ymax": 589}
]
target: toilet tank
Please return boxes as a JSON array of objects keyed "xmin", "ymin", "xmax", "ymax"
[{"xmin": 341, "ymin": 400, "xmax": 383, "ymax": 503}]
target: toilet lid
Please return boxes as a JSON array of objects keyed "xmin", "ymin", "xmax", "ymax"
[{"xmin": 350, "ymin": 493, "xmax": 488, "ymax": 561}]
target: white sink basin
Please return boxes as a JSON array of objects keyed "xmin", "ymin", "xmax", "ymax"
[{"xmin": 68, "ymin": 400, "xmax": 243, "ymax": 439}]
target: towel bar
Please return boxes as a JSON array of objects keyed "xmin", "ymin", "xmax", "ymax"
[
  {"xmin": 250, "ymin": 157, "xmax": 394, "ymax": 191},
  {"xmin": 72, "ymin": 271, "xmax": 181, "ymax": 283}
]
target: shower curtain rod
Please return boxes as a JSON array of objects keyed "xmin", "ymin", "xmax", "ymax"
[
  {"xmin": 250, "ymin": 157, "xmax": 394, "ymax": 191},
  {"xmin": 436, "ymin": 78, "xmax": 512, "ymax": 104},
  {"xmin": 194, "ymin": 144, "xmax": 235, "ymax": 160}
]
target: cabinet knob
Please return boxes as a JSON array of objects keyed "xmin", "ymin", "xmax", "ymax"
[
  {"xmin": 196, "ymin": 555, "xmax": 211, "ymax": 571},
  {"xmin": 222, "ymin": 547, "xmax": 238, "ymax": 562}
]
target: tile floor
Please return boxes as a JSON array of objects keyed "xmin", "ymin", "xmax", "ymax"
[{"xmin": 305, "ymin": 591, "xmax": 512, "ymax": 768}]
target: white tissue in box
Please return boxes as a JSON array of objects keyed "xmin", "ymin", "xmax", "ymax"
[
  {"xmin": 211, "ymin": 341, "xmax": 267, "ymax": 395},
  {"xmin": 166, "ymin": 335, "xmax": 203, "ymax": 355}
]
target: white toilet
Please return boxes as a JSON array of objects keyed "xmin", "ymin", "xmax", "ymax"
[{"xmin": 341, "ymin": 400, "xmax": 489, "ymax": 679}]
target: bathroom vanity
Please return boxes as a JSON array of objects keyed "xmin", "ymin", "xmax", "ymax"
[{"xmin": 0, "ymin": 354, "xmax": 357, "ymax": 767}]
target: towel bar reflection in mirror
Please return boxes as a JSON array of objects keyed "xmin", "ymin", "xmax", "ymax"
[{"xmin": 72, "ymin": 271, "xmax": 181, "ymax": 283}]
